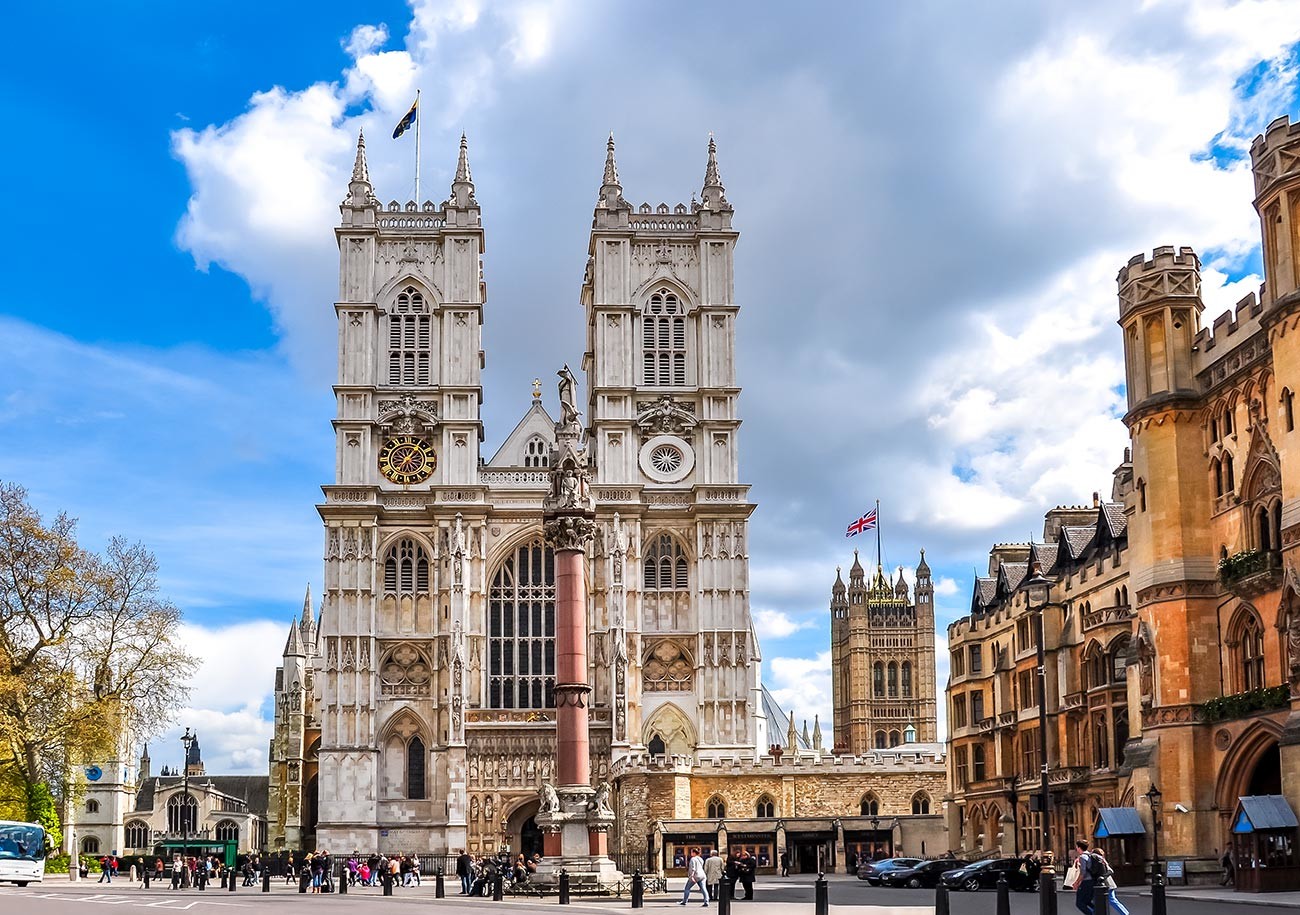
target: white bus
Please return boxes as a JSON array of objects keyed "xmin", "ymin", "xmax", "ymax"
[{"xmin": 0, "ymin": 821, "xmax": 47, "ymax": 886}]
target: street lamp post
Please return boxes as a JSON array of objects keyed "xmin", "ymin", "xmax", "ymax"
[
  {"xmin": 1020, "ymin": 562, "xmax": 1056, "ymax": 915},
  {"xmin": 1145, "ymin": 785, "xmax": 1166, "ymax": 915},
  {"xmin": 180, "ymin": 728, "xmax": 193, "ymax": 886}
]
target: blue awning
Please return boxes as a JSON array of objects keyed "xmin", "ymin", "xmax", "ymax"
[
  {"xmin": 1233, "ymin": 796, "xmax": 1299, "ymax": 834},
  {"xmin": 1094, "ymin": 808, "xmax": 1146, "ymax": 837}
]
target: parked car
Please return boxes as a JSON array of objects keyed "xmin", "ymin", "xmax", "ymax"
[
  {"xmin": 856, "ymin": 858, "xmax": 921, "ymax": 884},
  {"xmin": 939, "ymin": 857, "xmax": 1039, "ymax": 892},
  {"xmin": 879, "ymin": 859, "xmax": 971, "ymax": 888}
]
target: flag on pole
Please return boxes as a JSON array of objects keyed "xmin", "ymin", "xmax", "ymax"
[
  {"xmin": 392, "ymin": 97, "xmax": 418, "ymax": 139},
  {"xmin": 845, "ymin": 508, "xmax": 878, "ymax": 538}
]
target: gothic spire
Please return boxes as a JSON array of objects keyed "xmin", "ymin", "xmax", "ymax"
[
  {"xmin": 801, "ymin": 718, "xmax": 811, "ymax": 746},
  {"xmin": 603, "ymin": 133, "xmax": 620, "ymax": 187},
  {"xmin": 916, "ymin": 547, "xmax": 930, "ymax": 575},
  {"xmin": 352, "ymin": 130, "xmax": 370, "ymax": 184},
  {"xmin": 449, "ymin": 133, "xmax": 476, "ymax": 207},
  {"xmin": 812, "ymin": 715, "xmax": 823, "ymax": 749},
  {"xmin": 300, "ymin": 584, "xmax": 313, "ymax": 627},
  {"xmin": 285, "ymin": 618, "xmax": 304, "ymax": 656},
  {"xmin": 700, "ymin": 134, "xmax": 729, "ymax": 210},
  {"xmin": 786, "ymin": 706, "xmax": 797, "ymax": 749},
  {"xmin": 598, "ymin": 132, "xmax": 626, "ymax": 210}
]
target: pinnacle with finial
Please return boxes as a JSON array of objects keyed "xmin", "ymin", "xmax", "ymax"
[
  {"xmin": 703, "ymin": 133, "xmax": 723, "ymax": 189},
  {"xmin": 454, "ymin": 133, "xmax": 473, "ymax": 185},
  {"xmin": 301, "ymin": 584, "xmax": 313, "ymax": 626},
  {"xmin": 532, "ymin": 378, "xmax": 542, "ymax": 400},
  {"xmin": 603, "ymin": 132, "xmax": 620, "ymax": 188},
  {"xmin": 351, "ymin": 130, "xmax": 370, "ymax": 184}
]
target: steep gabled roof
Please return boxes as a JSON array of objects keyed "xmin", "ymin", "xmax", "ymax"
[
  {"xmin": 1100, "ymin": 501, "xmax": 1127, "ymax": 539},
  {"xmin": 1060, "ymin": 524, "xmax": 1098, "ymax": 560},
  {"xmin": 486, "ymin": 398, "xmax": 556, "ymax": 468}
]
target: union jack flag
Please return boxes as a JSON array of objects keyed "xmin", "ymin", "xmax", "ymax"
[{"xmin": 845, "ymin": 509, "xmax": 877, "ymax": 538}]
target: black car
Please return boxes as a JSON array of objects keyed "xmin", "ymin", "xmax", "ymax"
[
  {"xmin": 939, "ymin": 857, "xmax": 1039, "ymax": 892},
  {"xmin": 856, "ymin": 858, "xmax": 921, "ymax": 884},
  {"xmin": 879, "ymin": 858, "xmax": 972, "ymax": 888}
]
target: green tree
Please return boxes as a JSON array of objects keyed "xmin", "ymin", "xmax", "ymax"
[{"xmin": 0, "ymin": 482, "xmax": 198, "ymax": 829}]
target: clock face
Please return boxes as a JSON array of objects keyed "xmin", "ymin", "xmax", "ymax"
[{"xmin": 379, "ymin": 435, "xmax": 436, "ymax": 485}]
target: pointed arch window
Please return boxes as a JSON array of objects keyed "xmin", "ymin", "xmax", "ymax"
[
  {"xmin": 384, "ymin": 538, "xmax": 430, "ymax": 595},
  {"xmin": 874, "ymin": 730, "xmax": 887, "ymax": 749},
  {"xmin": 82, "ymin": 836, "xmax": 100, "ymax": 854},
  {"xmin": 887, "ymin": 662, "xmax": 899, "ymax": 697},
  {"xmin": 167, "ymin": 793, "xmax": 197, "ymax": 834},
  {"xmin": 524, "ymin": 436, "xmax": 550, "ymax": 468},
  {"xmin": 1233, "ymin": 608, "xmax": 1267, "ymax": 692},
  {"xmin": 873, "ymin": 662, "xmax": 885, "ymax": 698},
  {"xmin": 124, "ymin": 821, "xmax": 149, "ymax": 849},
  {"xmin": 643, "ymin": 534, "xmax": 688, "ymax": 590},
  {"xmin": 901, "ymin": 661, "xmax": 913, "ymax": 697},
  {"xmin": 86, "ymin": 799, "xmax": 99, "ymax": 814},
  {"xmin": 911, "ymin": 792, "xmax": 931, "ymax": 815},
  {"xmin": 489, "ymin": 539, "xmax": 556, "ymax": 709},
  {"xmin": 860, "ymin": 794, "xmax": 880, "ymax": 816},
  {"xmin": 648, "ymin": 734, "xmax": 667, "ymax": 756},
  {"xmin": 406, "ymin": 734, "xmax": 426, "ymax": 800},
  {"xmin": 706, "ymin": 796, "xmax": 726, "ymax": 819},
  {"xmin": 642, "ymin": 289, "xmax": 687, "ymax": 386},
  {"xmin": 1212, "ymin": 458, "xmax": 1224, "ymax": 497},
  {"xmin": 1224, "ymin": 454, "xmax": 1235, "ymax": 493},
  {"xmin": 214, "ymin": 820, "xmax": 239, "ymax": 843},
  {"xmin": 755, "ymin": 795, "xmax": 776, "ymax": 818},
  {"xmin": 387, "ymin": 286, "xmax": 431, "ymax": 386}
]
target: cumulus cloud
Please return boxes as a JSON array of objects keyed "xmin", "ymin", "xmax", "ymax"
[
  {"xmin": 153, "ymin": 0, "xmax": 1300, "ymax": 745},
  {"xmin": 765, "ymin": 652, "xmax": 833, "ymax": 748},
  {"xmin": 753, "ymin": 608, "xmax": 812, "ymax": 641}
]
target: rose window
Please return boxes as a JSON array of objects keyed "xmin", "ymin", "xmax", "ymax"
[{"xmin": 650, "ymin": 444, "xmax": 684, "ymax": 474}]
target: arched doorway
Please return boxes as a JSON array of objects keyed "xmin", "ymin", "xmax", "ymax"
[
  {"xmin": 506, "ymin": 799, "xmax": 541, "ymax": 858},
  {"xmin": 1248, "ymin": 743, "xmax": 1282, "ymax": 796}
]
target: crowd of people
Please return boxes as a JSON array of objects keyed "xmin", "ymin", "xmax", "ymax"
[{"xmin": 453, "ymin": 849, "xmax": 542, "ymax": 895}]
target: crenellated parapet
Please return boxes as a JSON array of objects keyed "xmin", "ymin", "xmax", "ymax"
[
  {"xmin": 1117, "ymin": 246, "xmax": 1202, "ymax": 320},
  {"xmin": 1250, "ymin": 115, "xmax": 1300, "ymax": 201}
]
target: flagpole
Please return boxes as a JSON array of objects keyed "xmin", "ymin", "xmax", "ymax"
[
  {"xmin": 875, "ymin": 498, "xmax": 883, "ymax": 571},
  {"xmin": 414, "ymin": 89, "xmax": 421, "ymax": 203}
]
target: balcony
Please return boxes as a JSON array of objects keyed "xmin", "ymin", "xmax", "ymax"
[
  {"xmin": 977, "ymin": 717, "xmax": 995, "ymax": 734},
  {"xmin": 1220, "ymin": 549, "xmax": 1282, "ymax": 598},
  {"xmin": 1061, "ymin": 691, "xmax": 1085, "ymax": 711}
]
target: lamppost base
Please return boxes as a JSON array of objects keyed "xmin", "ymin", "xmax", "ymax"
[{"xmin": 1038, "ymin": 864, "xmax": 1057, "ymax": 915}]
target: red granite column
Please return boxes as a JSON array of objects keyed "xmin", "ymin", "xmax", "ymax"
[{"xmin": 553, "ymin": 547, "xmax": 591, "ymax": 787}]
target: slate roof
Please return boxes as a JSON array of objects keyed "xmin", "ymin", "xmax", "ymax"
[
  {"xmin": 976, "ymin": 578, "xmax": 997, "ymax": 605},
  {"xmin": 1094, "ymin": 807, "xmax": 1145, "ymax": 837},
  {"xmin": 1100, "ymin": 502, "xmax": 1128, "ymax": 538},
  {"xmin": 135, "ymin": 775, "xmax": 270, "ymax": 817},
  {"xmin": 1061, "ymin": 525, "xmax": 1098, "ymax": 559},
  {"xmin": 1234, "ymin": 795, "xmax": 1299, "ymax": 832},
  {"xmin": 762, "ymin": 685, "xmax": 811, "ymax": 750},
  {"xmin": 999, "ymin": 561, "xmax": 1028, "ymax": 592},
  {"xmin": 1031, "ymin": 543, "xmax": 1060, "ymax": 573}
]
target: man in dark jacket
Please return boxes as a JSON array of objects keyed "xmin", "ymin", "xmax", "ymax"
[
  {"xmin": 456, "ymin": 850, "xmax": 473, "ymax": 895},
  {"xmin": 737, "ymin": 850, "xmax": 755, "ymax": 900}
]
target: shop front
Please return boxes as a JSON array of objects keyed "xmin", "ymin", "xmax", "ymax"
[
  {"xmin": 843, "ymin": 829, "xmax": 893, "ymax": 873},
  {"xmin": 663, "ymin": 832, "xmax": 719, "ymax": 877},
  {"xmin": 727, "ymin": 832, "xmax": 777, "ymax": 873},
  {"xmin": 785, "ymin": 827, "xmax": 837, "ymax": 874}
]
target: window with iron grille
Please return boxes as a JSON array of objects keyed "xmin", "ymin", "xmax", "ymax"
[
  {"xmin": 642, "ymin": 290, "xmax": 687, "ymax": 386},
  {"xmin": 488, "ymin": 539, "xmax": 556, "ymax": 709},
  {"xmin": 388, "ymin": 287, "xmax": 431, "ymax": 386}
]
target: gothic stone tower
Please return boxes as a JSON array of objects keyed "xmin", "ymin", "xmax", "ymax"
[
  {"xmin": 267, "ymin": 587, "xmax": 321, "ymax": 850},
  {"xmin": 830, "ymin": 550, "xmax": 937, "ymax": 755},
  {"xmin": 582, "ymin": 136, "xmax": 761, "ymax": 760},
  {"xmin": 314, "ymin": 133, "xmax": 485, "ymax": 853}
]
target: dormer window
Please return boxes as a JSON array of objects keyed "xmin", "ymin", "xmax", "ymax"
[{"xmin": 642, "ymin": 290, "xmax": 686, "ymax": 386}]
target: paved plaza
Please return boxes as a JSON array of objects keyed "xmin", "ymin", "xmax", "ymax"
[{"xmin": 4, "ymin": 875, "xmax": 1300, "ymax": 915}]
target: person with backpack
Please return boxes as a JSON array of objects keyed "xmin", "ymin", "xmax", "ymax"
[
  {"xmin": 1068, "ymin": 839, "xmax": 1095, "ymax": 914},
  {"xmin": 1090, "ymin": 848, "xmax": 1129, "ymax": 915}
]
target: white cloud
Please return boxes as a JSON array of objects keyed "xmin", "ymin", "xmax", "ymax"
[
  {"xmin": 753, "ymin": 608, "xmax": 812, "ymax": 641},
  {"xmin": 934, "ymin": 577, "xmax": 960, "ymax": 598},
  {"xmin": 346, "ymin": 23, "xmax": 390, "ymax": 59},
  {"xmin": 765, "ymin": 652, "xmax": 833, "ymax": 748}
]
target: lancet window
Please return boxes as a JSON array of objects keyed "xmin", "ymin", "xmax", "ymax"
[
  {"xmin": 642, "ymin": 533, "xmax": 689, "ymax": 630},
  {"xmin": 488, "ymin": 539, "xmax": 556, "ymax": 709},
  {"xmin": 642, "ymin": 289, "xmax": 687, "ymax": 386},
  {"xmin": 524, "ymin": 436, "xmax": 549, "ymax": 468},
  {"xmin": 124, "ymin": 821, "xmax": 149, "ymax": 849},
  {"xmin": 387, "ymin": 286, "xmax": 431, "ymax": 386},
  {"xmin": 214, "ymin": 820, "xmax": 239, "ymax": 843},
  {"xmin": 384, "ymin": 538, "xmax": 430, "ymax": 595},
  {"xmin": 167, "ymin": 793, "xmax": 197, "ymax": 834}
]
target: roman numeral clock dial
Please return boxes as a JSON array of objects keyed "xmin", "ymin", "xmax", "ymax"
[{"xmin": 378, "ymin": 435, "xmax": 436, "ymax": 485}]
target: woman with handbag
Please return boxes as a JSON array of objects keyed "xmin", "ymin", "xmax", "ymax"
[{"xmin": 1091, "ymin": 849, "xmax": 1129, "ymax": 915}]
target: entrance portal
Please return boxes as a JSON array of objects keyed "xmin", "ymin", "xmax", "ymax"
[
  {"xmin": 521, "ymin": 817, "xmax": 542, "ymax": 859},
  {"xmin": 1248, "ymin": 743, "xmax": 1283, "ymax": 796},
  {"xmin": 506, "ymin": 799, "xmax": 542, "ymax": 858}
]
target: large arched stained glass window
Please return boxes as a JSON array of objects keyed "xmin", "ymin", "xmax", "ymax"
[
  {"xmin": 167, "ymin": 793, "xmax": 197, "ymax": 834},
  {"xmin": 489, "ymin": 538, "xmax": 556, "ymax": 709}
]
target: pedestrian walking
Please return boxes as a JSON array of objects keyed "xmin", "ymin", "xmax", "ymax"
[
  {"xmin": 704, "ymin": 849, "xmax": 723, "ymax": 900},
  {"xmin": 779, "ymin": 850, "xmax": 789, "ymax": 877},
  {"xmin": 680, "ymin": 849, "xmax": 709, "ymax": 906},
  {"xmin": 1067, "ymin": 840, "xmax": 1095, "ymax": 915},
  {"xmin": 737, "ymin": 849, "xmax": 755, "ymax": 900},
  {"xmin": 1090, "ymin": 848, "xmax": 1128, "ymax": 915},
  {"xmin": 97, "ymin": 856, "xmax": 112, "ymax": 883}
]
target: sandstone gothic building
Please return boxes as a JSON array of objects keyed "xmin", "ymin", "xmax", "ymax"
[
  {"xmin": 266, "ymin": 132, "xmax": 947, "ymax": 870},
  {"xmin": 945, "ymin": 115, "xmax": 1300, "ymax": 890},
  {"xmin": 830, "ymin": 550, "xmax": 938, "ymax": 754}
]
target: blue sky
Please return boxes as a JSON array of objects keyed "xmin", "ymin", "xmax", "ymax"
[{"xmin": 3, "ymin": 0, "xmax": 1300, "ymax": 774}]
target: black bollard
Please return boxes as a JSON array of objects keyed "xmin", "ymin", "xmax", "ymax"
[
  {"xmin": 436, "ymin": 868, "xmax": 445, "ymax": 898},
  {"xmin": 262, "ymin": 868, "xmax": 270, "ymax": 893},
  {"xmin": 494, "ymin": 874, "xmax": 505, "ymax": 902},
  {"xmin": 143, "ymin": 867, "xmax": 150, "ymax": 889},
  {"xmin": 996, "ymin": 874, "xmax": 1010, "ymax": 915},
  {"xmin": 558, "ymin": 869, "xmax": 569, "ymax": 905},
  {"xmin": 934, "ymin": 883, "xmax": 950, "ymax": 915},
  {"xmin": 631, "ymin": 870, "xmax": 644, "ymax": 909},
  {"xmin": 383, "ymin": 869, "xmax": 394, "ymax": 897},
  {"xmin": 300, "ymin": 870, "xmax": 311, "ymax": 894},
  {"xmin": 1152, "ymin": 877, "xmax": 1167, "ymax": 915},
  {"xmin": 814, "ymin": 872, "xmax": 828, "ymax": 915},
  {"xmin": 339, "ymin": 866, "xmax": 347, "ymax": 895},
  {"xmin": 718, "ymin": 876, "xmax": 731, "ymax": 915},
  {"xmin": 229, "ymin": 869, "xmax": 236, "ymax": 893},
  {"xmin": 1093, "ymin": 883, "xmax": 1109, "ymax": 915}
]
